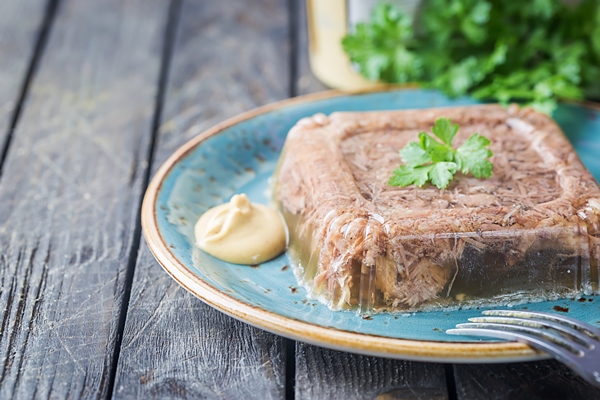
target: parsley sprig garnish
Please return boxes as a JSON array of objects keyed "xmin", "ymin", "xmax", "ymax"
[
  {"xmin": 388, "ymin": 118, "xmax": 493, "ymax": 189},
  {"xmin": 342, "ymin": 1, "xmax": 600, "ymax": 114}
]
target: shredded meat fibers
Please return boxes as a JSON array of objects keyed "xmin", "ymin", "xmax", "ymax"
[{"xmin": 274, "ymin": 105, "xmax": 600, "ymax": 312}]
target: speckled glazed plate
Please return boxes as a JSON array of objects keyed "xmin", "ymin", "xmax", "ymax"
[{"xmin": 142, "ymin": 89, "xmax": 600, "ymax": 363}]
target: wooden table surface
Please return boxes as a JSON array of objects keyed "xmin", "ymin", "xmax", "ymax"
[{"xmin": 1, "ymin": 0, "xmax": 600, "ymax": 399}]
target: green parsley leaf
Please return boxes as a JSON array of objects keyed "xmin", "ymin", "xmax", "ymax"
[
  {"xmin": 431, "ymin": 117, "xmax": 460, "ymax": 146},
  {"xmin": 388, "ymin": 165, "xmax": 433, "ymax": 187},
  {"xmin": 341, "ymin": 1, "xmax": 600, "ymax": 114},
  {"xmin": 429, "ymin": 56, "xmax": 483, "ymax": 97},
  {"xmin": 341, "ymin": 4, "xmax": 422, "ymax": 83},
  {"xmin": 455, "ymin": 134, "xmax": 493, "ymax": 178},
  {"xmin": 429, "ymin": 162, "xmax": 458, "ymax": 189},
  {"xmin": 399, "ymin": 142, "xmax": 431, "ymax": 166},
  {"xmin": 418, "ymin": 132, "xmax": 453, "ymax": 162},
  {"xmin": 389, "ymin": 117, "xmax": 493, "ymax": 189}
]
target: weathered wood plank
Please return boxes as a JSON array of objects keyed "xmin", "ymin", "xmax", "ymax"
[
  {"xmin": 0, "ymin": 0, "xmax": 170, "ymax": 397},
  {"xmin": 454, "ymin": 360, "xmax": 600, "ymax": 400},
  {"xmin": 295, "ymin": 343, "xmax": 448, "ymax": 399},
  {"xmin": 0, "ymin": 0, "xmax": 49, "ymax": 163},
  {"xmin": 112, "ymin": 0, "xmax": 290, "ymax": 398}
]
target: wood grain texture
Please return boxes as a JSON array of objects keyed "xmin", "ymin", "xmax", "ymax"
[
  {"xmin": 454, "ymin": 360, "xmax": 600, "ymax": 400},
  {"xmin": 0, "ymin": 0, "xmax": 48, "ymax": 159},
  {"xmin": 293, "ymin": 0, "xmax": 328, "ymax": 96},
  {"xmin": 0, "ymin": 0, "xmax": 169, "ymax": 397},
  {"xmin": 295, "ymin": 343, "xmax": 448, "ymax": 400},
  {"xmin": 112, "ymin": 0, "xmax": 290, "ymax": 398}
]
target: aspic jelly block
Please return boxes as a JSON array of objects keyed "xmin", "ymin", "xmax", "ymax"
[{"xmin": 273, "ymin": 105, "xmax": 600, "ymax": 313}]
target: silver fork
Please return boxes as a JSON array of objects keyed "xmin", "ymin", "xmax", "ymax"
[{"xmin": 447, "ymin": 310, "xmax": 600, "ymax": 388}]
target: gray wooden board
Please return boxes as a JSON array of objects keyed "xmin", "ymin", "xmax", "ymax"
[
  {"xmin": 0, "ymin": 0, "xmax": 48, "ymax": 161},
  {"xmin": 295, "ymin": 343, "xmax": 448, "ymax": 400},
  {"xmin": 291, "ymin": 2, "xmax": 448, "ymax": 399},
  {"xmin": 0, "ymin": 0, "xmax": 169, "ymax": 397},
  {"xmin": 453, "ymin": 361, "xmax": 600, "ymax": 400},
  {"xmin": 112, "ymin": 0, "xmax": 290, "ymax": 398}
]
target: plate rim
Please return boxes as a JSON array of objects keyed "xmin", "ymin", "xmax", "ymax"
[{"xmin": 142, "ymin": 88, "xmax": 598, "ymax": 362}]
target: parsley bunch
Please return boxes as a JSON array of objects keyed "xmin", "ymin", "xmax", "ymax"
[
  {"xmin": 389, "ymin": 118, "xmax": 493, "ymax": 189},
  {"xmin": 342, "ymin": 0, "xmax": 600, "ymax": 113}
]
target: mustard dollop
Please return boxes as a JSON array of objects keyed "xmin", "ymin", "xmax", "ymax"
[{"xmin": 194, "ymin": 194, "xmax": 287, "ymax": 264}]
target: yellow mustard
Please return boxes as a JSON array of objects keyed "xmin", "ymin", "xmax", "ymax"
[{"xmin": 194, "ymin": 194, "xmax": 287, "ymax": 264}]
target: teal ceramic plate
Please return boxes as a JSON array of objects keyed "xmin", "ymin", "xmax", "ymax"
[{"xmin": 142, "ymin": 89, "xmax": 600, "ymax": 362}]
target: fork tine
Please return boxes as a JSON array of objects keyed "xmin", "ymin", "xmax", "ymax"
[
  {"xmin": 468, "ymin": 316, "xmax": 596, "ymax": 349},
  {"xmin": 482, "ymin": 310, "xmax": 600, "ymax": 340},
  {"xmin": 453, "ymin": 322, "xmax": 588, "ymax": 354},
  {"xmin": 447, "ymin": 327, "xmax": 584, "ymax": 371},
  {"xmin": 449, "ymin": 310, "xmax": 600, "ymax": 388}
]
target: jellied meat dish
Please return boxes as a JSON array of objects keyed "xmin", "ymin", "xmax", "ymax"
[{"xmin": 273, "ymin": 105, "xmax": 600, "ymax": 313}]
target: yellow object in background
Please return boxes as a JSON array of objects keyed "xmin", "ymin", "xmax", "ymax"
[{"xmin": 306, "ymin": 0, "xmax": 420, "ymax": 91}]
